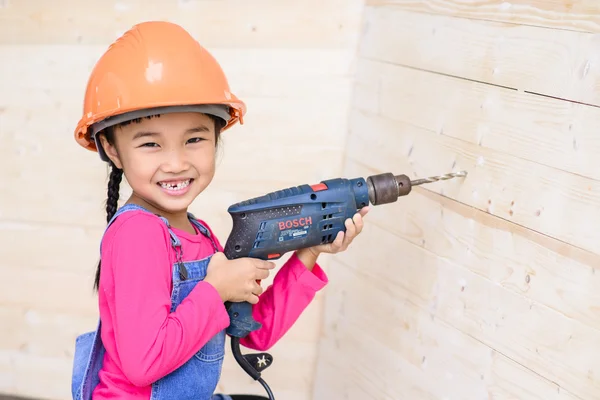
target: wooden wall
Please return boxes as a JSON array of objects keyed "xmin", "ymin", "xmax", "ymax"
[
  {"xmin": 0, "ymin": 1, "xmax": 363, "ymax": 399},
  {"xmin": 313, "ymin": 2, "xmax": 600, "ymax": 400},
  {"xmin": 5, "ymin": 2, "xmax": 600, "ymax": 400}
]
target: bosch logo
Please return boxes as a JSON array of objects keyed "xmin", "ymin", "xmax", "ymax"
[{"xmin": 278, "ymin": 217, "xmax": 313, "ymax": 230}]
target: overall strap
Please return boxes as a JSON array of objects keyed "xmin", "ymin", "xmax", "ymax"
[
  {"xmin": 187, "ymin": 212, "xmax": 220, "ymax": 253},
  {"xmin": 97, "ymin": 204, "xmax": 216, "ymax": 281},
  {"xmin": 98, "ymin": 203, "xmax": 182, "ymax": 256}
]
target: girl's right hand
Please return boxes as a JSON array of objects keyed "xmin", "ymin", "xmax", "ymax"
[{"xmin": 204, "ymin": 252, "xmax": 276, "ymax": 304}]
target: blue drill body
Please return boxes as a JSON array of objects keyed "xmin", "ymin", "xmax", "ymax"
[{"xmin": 222, "ymin": 176, "xmax": 370, "ymax": 338}]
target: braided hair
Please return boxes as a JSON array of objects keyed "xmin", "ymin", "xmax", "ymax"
[{"xmin": 93, "ymin": 114, "xmax": 226, "ymax": 291}]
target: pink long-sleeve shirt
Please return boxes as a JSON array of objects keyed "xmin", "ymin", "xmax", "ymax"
[{"xmin": 92, "ymin": 209, "xmax": 328, "ymax": 398}]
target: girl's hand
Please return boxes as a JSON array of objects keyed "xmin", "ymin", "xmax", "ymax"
[
  {"xmin": 204, "ymin": 252, "xmax": 275, "ymax": 304},
  {"xmin": 303, "ymin": 206, "xmax": 369, "ymax": 257}
]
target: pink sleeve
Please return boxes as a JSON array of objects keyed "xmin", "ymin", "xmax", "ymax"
[
  {"xmin": 239, "ymin": 252, "xmax": 328, "ymax": 350},
  {"xmin": 196, "ymin": 220, "xmax": 328, "ymax": 351},
  {"xmin": 101, "ymin": 213, "xmax": 230, "ymax": 387}
]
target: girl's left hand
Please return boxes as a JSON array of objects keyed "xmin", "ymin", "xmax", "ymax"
[{"xmin": 304, "ymin": 206, "xmax": 370, "ymax": 257}]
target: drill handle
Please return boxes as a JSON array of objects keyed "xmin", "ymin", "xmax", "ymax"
[
  {"xmin": 223, "ymin": 243, "xmax": 264, "ymax": 338},
  {"xmin": 224, "ymin": 301, "xmax": 262, "ymax": 337}
]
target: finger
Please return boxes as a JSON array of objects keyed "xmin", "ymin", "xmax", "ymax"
[
  {"xmin": 359, "ymin": 206, "xmax": 370, "ymax": 217},
  {"xmin": 256, "ymin": 268, "xmax": 271, "ymax": 280},
  {"xmin": 340, "ymin": 218, "xmax": 358, "ymax": 249},
  {"xmin": 255, "ymin": 260, "xmax": 276, "ymax": 270},
  {"xmin": 353, "ymin": 213, "xmax": 364, "ymax": 234},
  {"xmin": 252, "ymin": 282, "xmax": 264, "ymax": 296},
  {"xmin": 344, "ymin": 218, "xmax": 357, "ymax": 240},
  {"xmin": 211, "ymin": 252, "xmax": 227, "ymax": 262},
  {"xmin": 332, "ymin": 230, "xmax": 344, "ymax": 250}
]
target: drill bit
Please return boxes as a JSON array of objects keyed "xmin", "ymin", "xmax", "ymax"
[{"xmin": 409, "ymin": 171, "xmax": 468, "ymax": 186}]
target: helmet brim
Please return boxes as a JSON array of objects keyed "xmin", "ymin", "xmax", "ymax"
[{"xmin": 89, "ymin": 104, "xmax": 231, "ymax": 162}]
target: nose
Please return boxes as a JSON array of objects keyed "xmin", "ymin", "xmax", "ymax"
[{"xmin": 161, "ymin": 147, "xmax": 190, "ymax": 173}]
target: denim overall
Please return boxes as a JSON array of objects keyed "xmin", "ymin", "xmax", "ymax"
[{"xmin": 71, "ymin": 203, "xmax": 233, "ymax": 400}]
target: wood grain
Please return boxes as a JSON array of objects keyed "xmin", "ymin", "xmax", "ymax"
[
  {"xmin": 0, "ymin": 351, "xmax": 73, "ymax": 399},
  {"xmin": 359, "ymin": 6, "xmax": 600, "ymax": 106},
  {"xmin": 313, "ymin": 2, "xmax": 600, "ymax": 399},
  {"xmin": 333, "ymin": 220, "xmax": 600, "ymax": 399},
  {"xmin": 0, "ymin": 0, "xmax": 363, "ymax": 46},
  {"xmin": 313, "ymin": 259, "xmax": 582, "ymax": 400},
  {"xmin": 366, "ymin": 0, "xmax": 600, "ymax": 33},
  {"xmin": 0, "ymin": 307, "xmax": 96, "ymax": 360},
  {"xmin": 345, "ymin": 153, "xmax": 600, "ymax": 328},
  {"xmin": 344, "ymin": 107, "xmax": 600, "ymax": 256},
  {"xmin": 354, "ymin": 58, "xmax": 600, "ymax": 181},
  {"xmin": 0, "ymin": 222, "xmax": 102, "ymax": 271}
]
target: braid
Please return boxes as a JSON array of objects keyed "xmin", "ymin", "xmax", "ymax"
[
  {"xmin": 94, "ymin": 163, "xmax": 123, "ymax": 291},
  {"xmin": 106, "ymin": 164, "xmax": 123, "ymax": 223}
]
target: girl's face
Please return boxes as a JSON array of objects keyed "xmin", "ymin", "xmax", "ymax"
[{"xmin": 100, "ymin": 112, "xmax": 218, "ymax": 218}]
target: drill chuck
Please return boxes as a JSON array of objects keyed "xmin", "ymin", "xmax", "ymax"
[
  {"xmin": 366, "ymin": 171, "xmax": 467, "ymax": 205},
  {"xmin": 366, "ymin": 173, "xmax": 411, "ymax": 205}
]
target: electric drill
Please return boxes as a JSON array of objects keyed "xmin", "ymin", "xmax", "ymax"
[{"xmin": 221, "ymin": 170, "xmax": 467, "ymax": 399}]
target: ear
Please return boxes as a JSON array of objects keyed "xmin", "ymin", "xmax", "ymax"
[{"xmin": 98, "ymin": 133, "xmax": 123, "ymax": 169}]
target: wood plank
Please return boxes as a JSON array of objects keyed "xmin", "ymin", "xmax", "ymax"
[
  {"xmin": 380, "ymin": 59, "xmax": 600, "ymax": 179},
  {"xmin": 0, "ymin": 350, "xmax": 72, "ymax": 400},
  {"xmin": 344, "ymin": 151, "xmax": 600, "ymax": 330},
  {"xmin": 366, "ymin": 0, "xmax": 600, "ymax": 34},
  {"xmin": 331, "ymin": 218, "xmax": 599, "ymax": 399},
  {"xmin": 346, "ymin": 58, "xmax": 600, "ymax": 331},
  {"xmin": 0, "ymin": 222, "xmax": 102, "ymax": 271},
  {"xmin": 0, "ymin": 46, "xmax": 355, "ymax": 91},
  {"xmin": 344, "ymin": 106, "xmax": 600, "ymax": 257},
  {"xmin": 0, "ymin": 307, "xmax": 96, "ymax": 360},
  {"xmin": 0, "ymin": 395, "xmax": 38, "ymax": 400},
  {"xmin": 0, "ymin": 0, "xmax": 363, "ymax": 47},
  {"xmin": 353, "ymin": 58, "xmax": 600, "ymax": 181},
  {"xmin": 0, "ymin": 266, "xmax": 97, "ymax": 315},
  {"xmin": 313, "ymin": 259, "xmax": 581, "ymax": 400},
  {"xmin": 359, "ymin": 7, "xmax": 600, "ymax": 106}
]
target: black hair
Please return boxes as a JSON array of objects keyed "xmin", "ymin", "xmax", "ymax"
[{"xmin": 93, "ymin": 113, "xmax": 226, "ymax": 291}]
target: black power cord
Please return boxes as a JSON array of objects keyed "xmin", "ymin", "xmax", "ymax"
[
  {"xmin": 230, "ymin": 337, "xmax": 275, "ymax": 400},
  {"xmin": 257, "ymin": 377, "xmax": 275, "ymax": 400}
]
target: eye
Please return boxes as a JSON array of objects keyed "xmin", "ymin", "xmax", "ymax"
[
  {"xmin": 187, "ymin": 137, "xmax": 205, "ymax": 144},
  {"xmin": 138, "ymin": 142, "xmax": 159, "ymax": 148}
]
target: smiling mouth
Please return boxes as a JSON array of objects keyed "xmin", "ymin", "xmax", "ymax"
[{"xmin": 158, "ymin": 178, "xmax": 193, "ymax": 191}]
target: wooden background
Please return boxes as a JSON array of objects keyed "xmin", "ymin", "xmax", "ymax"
[
  {"xmin": 2, "ymin": 1, "xmax": 600, "ymax": 399},
  {"xmin": 312, "ymin": 1, "xmax": 600, "ymax": 400}
]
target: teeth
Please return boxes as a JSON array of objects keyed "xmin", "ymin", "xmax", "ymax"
[{"xmin": 160, "ymin": 179, "xmax": 191, "ymax": 190}]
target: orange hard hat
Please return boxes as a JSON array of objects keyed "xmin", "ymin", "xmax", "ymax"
[{"xmin": 74, "ymin": 21, "xmax": 246, "ymax": 161}]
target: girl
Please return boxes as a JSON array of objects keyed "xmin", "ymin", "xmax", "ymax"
[{"xmin": 70, "ymin": 21, "xmax": 368, "ymax": 400}]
